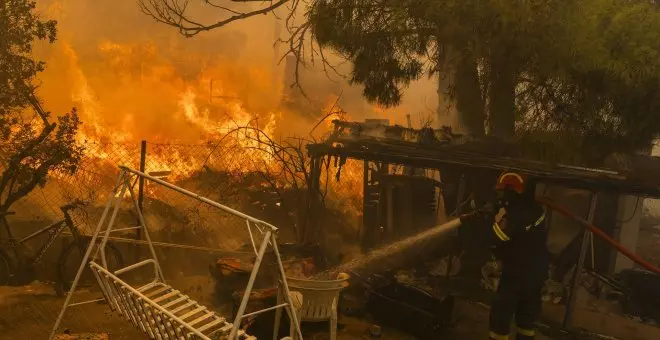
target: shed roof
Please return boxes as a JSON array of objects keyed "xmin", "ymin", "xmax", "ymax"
[{"xmin": 308, "ymin": 120, "xmax": 660, "ymax": 198}]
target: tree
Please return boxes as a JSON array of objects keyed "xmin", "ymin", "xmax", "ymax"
[
  {"xmin": 309, "ymin": 0, "xmax": 660, "ymax": 163},
  {"xmin": 514, "ymin": 1, "xmax": 660, "ymax": 163},
  {"xmin": 308, "ymin": 0, "xmax": 579, "ymax": 136},
  {"xmin": 140, "ymin": 0, "xmax": 660, "ymax": 164},
  {"xmin": 0, "ymin": 0, "xmax": 83, "ymax": 214},
  {"xmin": 137, "ymin": 0, "xmax": 575, "ymax": 137}
]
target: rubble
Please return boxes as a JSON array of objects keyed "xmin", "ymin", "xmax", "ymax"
[
  {"xmin": 428, "ymin": 254, "xmax": 461, "ymax": 277},
  {"xmin": 368, "ymin": 324, "xmax": 382, "ymax": 337},
  {"xmin": 542, "ymin": 279, "xmax": 565, "ymax": 304},
  {"xmin": 618, "ymin": 269, "xmax": 660, "ymax": 323},
  {"xmin": 480, "ymin": 260, "xmax": 501, "ymax": 292},
  {"xmin": 211, "ymin": 254, "xmax": 315, "ymax": 304},
  {"xmin": 209, "ymin": 252, "xmax": 317, "ymax": 337},
  {"xmin": 364, "ymin": 273, "xmax": 454, "ymax": 340}
]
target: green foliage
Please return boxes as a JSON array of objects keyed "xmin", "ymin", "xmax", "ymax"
[
  {"xmin": 0, "ymin": 0, "xmax": 83, "ymax": 212},
  {"xmin": 516, "ymin": 0, "xmax": 660, "ymax": 161},
  {"xmin": 0, "ymin": 0, "xmax": 56, "ymax": 122},
  {"xmin": 310, "ymin": 0, "xmax": 430, "ymax": 106},
  {"xmin": 309, "ymin": 0, "xmax": 572, "ymax": 106},
  {"xmin": 309, "ymin": 0, "xmax": 660, "ymax": 162}
]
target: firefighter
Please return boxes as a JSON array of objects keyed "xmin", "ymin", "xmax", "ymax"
[{"xmin": 464, "ymin": 171, "xmax": 549, "ymax": 340}]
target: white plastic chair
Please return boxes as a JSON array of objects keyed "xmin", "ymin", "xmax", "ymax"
[{"xmin": 273, "ymin": 274, "xmax": 349, "ymax": 340}]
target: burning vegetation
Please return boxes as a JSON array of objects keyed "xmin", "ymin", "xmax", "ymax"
[
  {"xmin": 6, "ymin": 1, "xmax": 660, "ymax": 340},
  {"xmin": 4, "ymin": 0, "xmax": 377, "ymax": 236}
]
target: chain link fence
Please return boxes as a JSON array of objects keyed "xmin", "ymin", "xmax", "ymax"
[
  {"xmin": 5, "ymin": 141, "xmax": 140, "ymax": 224},
  {"xmin": 4, "ymin": 132, "xmax": 364, "ymax": 246}
]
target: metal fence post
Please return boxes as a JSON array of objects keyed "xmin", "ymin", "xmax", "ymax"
[
  {"xmin": 361, "ymin": 160, "xmax": 368, "ymax": 250},
  {"xmin": 136, "ymin": 140, "xmax": 147, "ymax": 261},
  {"xmin": 562, "ymin": 192, "xmax": 599, "ymax": 330},
  {"xmin": 305, "ymin": 156, "xmax": 322, "ymax": 245}
]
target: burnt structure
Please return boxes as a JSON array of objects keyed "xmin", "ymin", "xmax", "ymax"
[
  {"xmin": 306, "ymin": 119, "xmax": 660, "ymax": 331},
  {"xmin": 309, "ymin": 121, "xmax": 660, "ymax": 197},
  {"xmin": 328, "ymin": 119, "xmax": 454, "ymax": 251}
]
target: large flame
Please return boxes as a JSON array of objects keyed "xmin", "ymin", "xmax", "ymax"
[
  {"xmin": 43, "ymin": 36, "xmax": 283, "ymax": 181},
  {"xmin": 26, "ymin": 0, "xmax": 403, "ymax": 216}
]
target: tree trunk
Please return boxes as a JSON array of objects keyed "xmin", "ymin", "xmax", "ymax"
[
  {"xmin": 437, "ymin": 69, "xmax": 458, "ymax": 129},
  {"xmin": 436, "ymin": 50, "xmax": 485, "ymax": 136},
  {"xmin": 488, "ymin": 52, "xmax": 516, "ymax": 139},
  {"xmin": 455, "ymin": 55, "xmax": 486, "ymax": 136}
]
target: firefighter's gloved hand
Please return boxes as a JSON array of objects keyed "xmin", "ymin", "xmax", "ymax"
[
  {"xmin": 457, "ymin": 210, "xmax": 487, "ymax": 239},
  {"xmin": 479, "ymin": 202, "xmax": 496, "ymax": 215},
  {"xmin": 456, "ymin": 212, "xmax": 476, "ymax": 240},
  {"xmin": 459, "ymin": 211, "xmax": 477, "ymax": 225},
  {"xmin": 459, "ymin": 210, "xmax": 488, "ymax": 225},
  {"xmin": 460, "ymin": 202, "xmax": 496, "ymax": 226}
]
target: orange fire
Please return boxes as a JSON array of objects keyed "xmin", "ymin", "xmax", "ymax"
[
  {"xmin": 23, "ymin": 0, "xmax": 372, "ymax": 217},
  {"xmin": 47, "ymin": 38, "xmax": 283, "ymax": 181}
]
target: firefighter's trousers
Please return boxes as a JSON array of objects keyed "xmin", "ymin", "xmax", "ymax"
[{"xmin": 489, "ymin": 272, "xmax": 544, "ymax": 340}]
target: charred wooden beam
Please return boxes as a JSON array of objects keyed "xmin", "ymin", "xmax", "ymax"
[
  {"xmin": 307, "ymin": 135, "xmax": 660, "ymax": 199},
  {"xmin": 329, "ymin": 119, "xmax": 459, "ymax": 145}
]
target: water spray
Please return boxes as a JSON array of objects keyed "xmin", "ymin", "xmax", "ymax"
[{"xmin": 316, "ymin": 213, "xmax": 479, "ymax": 278}]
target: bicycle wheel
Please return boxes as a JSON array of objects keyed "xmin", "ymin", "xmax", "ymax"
[
  {"xmin": 0, "ymin": 248, "xmax": 13, "ymax": 286},
  {"xmin": 55, "ymin": 240, "xmax": 124, "ymax": 297}
]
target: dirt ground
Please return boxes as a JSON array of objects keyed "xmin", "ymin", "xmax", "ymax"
[
  {"xmin": 4, "ymin": 274, "xmax": 660, "ymax": 340},
  {"xmin": 0, "ymin": 279, "xmax": 555, "ymax": 340},
  {"xmin": 5, "ymin": 275, "xmax": 660, "ymax": 340}
]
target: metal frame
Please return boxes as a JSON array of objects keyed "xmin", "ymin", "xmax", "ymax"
[
  {"xmin": 562, "ymin": 192, "xmax": 599, "ymax": 329},
  {"xmin": 49, "ymin": 166, "xmax": 303, "ymax": 340},
  {"xmin": 5, "ymin": 219, "xmax": 67, "ymax": 265}
]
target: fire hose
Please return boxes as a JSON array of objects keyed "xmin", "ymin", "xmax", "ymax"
[
  {"xmin": 323, "ymin": 198, "xmax": 660, "ymax": 277},
  {"xmin": 538, "ymin": 198, "xmax": 660, "ymax": 276}
]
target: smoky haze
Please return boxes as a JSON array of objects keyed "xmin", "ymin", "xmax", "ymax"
[{"xmin": 33, "ymin": 0, "xmax": 440, "ymax": 143}]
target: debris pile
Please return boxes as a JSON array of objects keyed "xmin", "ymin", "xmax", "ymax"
[{"xmin": 364, "ymin": 273, "xmax": 455, "ymax": 339}]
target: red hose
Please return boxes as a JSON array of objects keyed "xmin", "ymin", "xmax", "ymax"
[{"xmin": 538, "ymin": 198, "xmax": 660, "ymax": 275}]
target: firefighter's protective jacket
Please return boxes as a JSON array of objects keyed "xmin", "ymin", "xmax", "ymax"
[{"xmin": 489, "ymin": 193, "xmax": 549, "ymax": 281}]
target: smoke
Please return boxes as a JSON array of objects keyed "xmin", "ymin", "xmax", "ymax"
[
  {"xmin": 32, "ymin": 0, "xmax": 276, "ymax": 141},
  {"xmin": 32, "ymin": 0, "xmax": 440, "ymax": 144}
]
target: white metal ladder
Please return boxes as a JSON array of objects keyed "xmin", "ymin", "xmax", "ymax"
[{"xmin": 49, "ymin": 166, "xmax": 303, "ymax": 340}]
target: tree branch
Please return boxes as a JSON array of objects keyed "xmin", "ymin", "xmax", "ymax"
[
  {"xmin": 0, "ymin": 158, "xmax": 58, "ymax": 212},
  {"xmin": 139, "ymin": 0, "xmax": 291, "ymax": 37},
  {"xmin": 0, "ymin": 111, "xmax": 55, "ymax": 199}
]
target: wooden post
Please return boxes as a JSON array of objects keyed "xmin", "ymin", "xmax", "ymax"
[
  {"xmin": 302, "ymin": 156, "xmax": 322, "ymax": 245},
  {"xmin": 386, "ymin": 184, "xmax": 394, "ymax": 240}
]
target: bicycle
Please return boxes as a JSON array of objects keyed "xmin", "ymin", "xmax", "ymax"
[{"xmin": 0, "ymin": 201, "xmax": 124, "ymax": 296}]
